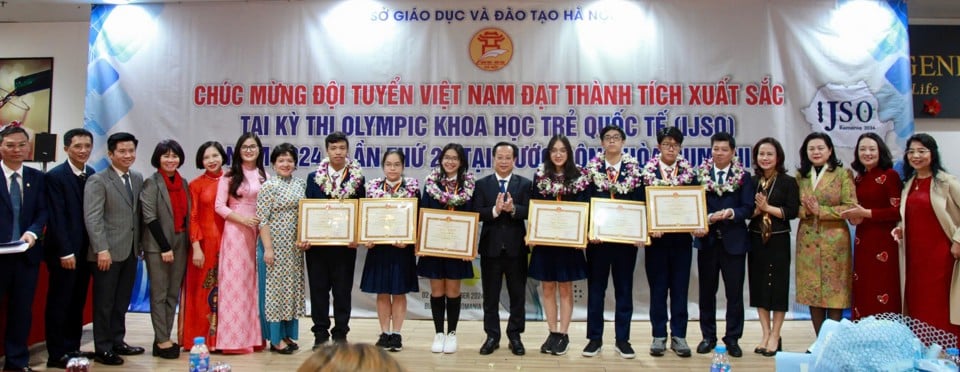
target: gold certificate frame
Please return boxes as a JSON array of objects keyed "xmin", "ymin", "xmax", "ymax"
[
  {"xmin": 588, "ymin": 198, "xmax": 650, "ymax": 245},
  {"xmin": 358, "ymin": 198, "xmax": 418, "ymax": 244},
  {"xmin": 526, "ymin": 200, "xmax": 589, "ymax": 249},
  {"xmin": 645, "ymin": 185, "xmax": 709, "ymax": 233},
  {"xmin": 298, "ymin": 199, "xmax": 358, "ymax": 245},
  {"xmin": 416, "ymin": 208, "xmax": 479, "ymax": 259}
]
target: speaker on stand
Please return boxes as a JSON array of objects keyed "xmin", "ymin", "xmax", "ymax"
[{"xmin": 34, "ymin": 132, "xmax": 57, "ymax": 172}]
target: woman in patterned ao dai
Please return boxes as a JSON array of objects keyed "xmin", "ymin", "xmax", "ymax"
[
  {"xmin": 795, "ymin": 132, "xmax": 857, "ymax": 337},
  {"xmin": 257, "ymin": 143, "xmax": 307, "ymax": 354}
]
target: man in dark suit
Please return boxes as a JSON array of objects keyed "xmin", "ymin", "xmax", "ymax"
[
  {"xmin": 581, "ymin": 125, "xmax": 645, "ymax": 359},
  {"xmin": 474, "ymin": 142, "xmax": 532, "ymax": 356},
  {"xmin": 693, "ymin": 132, "xmax": 755, "ymax": 358},
  {"xmin": 0, "ymin": 126, "xmax": 48, "ymax": 372},
  {"xmin": 83, "ymin": 132, "xmax": 145, "ymax": 366},
  {"xmin": 44, "ymin": 128, "xmax": 96, "ymax": 369},
  {"xmin": 304, "ymin": 131, "xmax": 365, "ymax": 349}
]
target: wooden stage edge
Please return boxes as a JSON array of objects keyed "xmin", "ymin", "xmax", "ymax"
[{"xmin": 17, "ymin": 313, "xmax": 817, "ymax": 371}]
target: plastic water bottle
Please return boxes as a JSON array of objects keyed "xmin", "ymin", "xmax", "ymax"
[
  {"xmin": 946, "ymin": 348, "xmax": 960, "ymax": 370},
  {"xmin": 189, "ymin": 336, "xmax": 210, "ymax": 372},
  {"xmin": 710, "ymin": 345, "xmax": 731, "ymax": 372}
]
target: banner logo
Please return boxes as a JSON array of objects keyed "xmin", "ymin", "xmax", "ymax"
[
  {"xmin": 470, "ymin": 28, "xmax": 512, "ymax": 71},
  {"xmin": 801, "ymin": 81, "xmax": 892, "ymax": 148}
]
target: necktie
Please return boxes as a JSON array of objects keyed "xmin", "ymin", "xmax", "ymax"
[
  {"xmin": 10, "ymin": 173, "xmax": 21, "ymax": 238},
  {"xmin": 607, "ymin": 166, "xmax": 618, "ymax": 181},
  {"xmin": 498, "ymin": 179, "xmax": 507, "ymax": 193},
  {"xmin": 663, "ymin": 166, "xmax": 673, "ymax": 179},
  {"xmin": 123, "ymin": 173, "xmax": 134, "ymax": 203},
  {"xmin": 717, "ymin": 170, "xmax": 726, "ymax": 184}
]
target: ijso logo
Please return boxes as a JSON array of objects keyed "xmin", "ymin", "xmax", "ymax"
[
  {"xmin": 469, "ymin": 28, "xmax": 513, "ymax": 71},
  {"xmin": 801, "ymin": 81, "xmax": 892, "ymax": 148}
]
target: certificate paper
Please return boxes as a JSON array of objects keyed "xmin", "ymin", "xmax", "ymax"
[
  {"xmin": 645, "ymin": 186, "xmax": 709, "ymax": 232},
  {"xmin": 416, "ymin": 208, "xmax": 479, "ymax": 259},
  {"xmin": 358, "ymin": 198, "xmax": 417, "ymax": 244},
  {"xmin": 589, "ymin": 198, "xmax": 649, "ymax": 245},
  {"xmin": 526, "ymin": 200, "xmax": 589, "ymax": 248},
  {"xmin": 298, "ymin": 199, "xmax": 358, "ymax": 245}
]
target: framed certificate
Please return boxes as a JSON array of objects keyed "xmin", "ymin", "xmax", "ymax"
[
  {"xmin": 416, "ymin": 208, "xmax": 480, "ymax": 259},
  {"xmin": 298, "ymin": 199, "xmax": 358, "ymax": 245},
  {"xmin": 589, "ymin": 198, "xmax": 650, "ymax": 245},
  {"xmin": 645, "ymin": 186, "xmax": 709, "ymax": 233},
  {"xmin": 358, "ymin": 198, "xmax": 418, "ymax": 244},
  {"xmin": 526, "ymin": 200, "xmax": 589, "ymax": 248}
]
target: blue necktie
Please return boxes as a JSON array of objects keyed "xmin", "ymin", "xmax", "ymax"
[
  {"xmin": 498, "ymin": 179, "xmax": 507, "ymax": 193},
  {"xmin": 10, "ymin": 173, "xmax": 21, "ymax": 238},
  {"xmin": 717, "ymin": 170, "xmax": 726, "ymax": 184}
]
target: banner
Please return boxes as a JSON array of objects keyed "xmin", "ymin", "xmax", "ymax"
[
  {"xmin": 84, "ymin": 0, "xmax": 913, "ymax": 321},
  {"xmin": 910, "ymin": 25, "xmax": 960, "ymax": 118}
]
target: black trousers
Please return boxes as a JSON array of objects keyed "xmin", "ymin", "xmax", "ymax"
[
  {"xmin": 697, "ymin": 239, "xmax": 746, "ymax": 343},
  {"xmin": 305, "ymin": 246, "xmax": 356, "ymax": 339},
  {"xmin": 45, "ymin": 258, "xmax": 92, "ymax": 360},
  {"xmin": 91, "ymin": 253, "xmax": 137, "ymax": 353},
  {"xmin": 0, "ymin": 256, "xmax": 39, "ymax": 369},
  {"xmin": 480, "ymin": 254, "xmax": 527, "ymax": 341}
]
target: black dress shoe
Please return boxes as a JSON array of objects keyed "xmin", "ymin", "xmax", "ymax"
[
  {"xmin": 46, "ymin": 355, "xmax": 71, "ymax": 369},
  {"xmin": 696, "ymin": 339, "xmax": 716, "ymax": 354},
  {"xmin": 153, "ymin": 343, "xmax": 181, "ymax": 359},
  {"xmin": 479, "ymin": 338, "xmax": 499, "ymax": 355},
  {"xmin": 284, "ymin": 338, "xmax": 300, "ymax": 351},
  {"xmin": 726, "ymin": 342, "xmax": 743, "ymax": 358},
  {"xmin": 508, "ymin": 338, "xmax": 525, "ymax": 356},
  {"xmin": 270, "ymin": 344, "xmax": 296, "ymax": 355},
  {"xmin": 113, "ymin": 342, "xmax": 145, "ymax": 356},
  {"xmin": 754, "ymin": 346, "xmax": 767, "ymax": 354},
  {"xmin": 94, "ymin": 351, "xmax": 124, "ymax": 365}
]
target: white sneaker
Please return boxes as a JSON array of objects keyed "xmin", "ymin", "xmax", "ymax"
[
  {"xmin": 442, "ymin": 331, "xmax": 458, "ymax": 353},
  {"xmin": 431, "ymin": 333, "xmax": 445, "ymax": 353}
]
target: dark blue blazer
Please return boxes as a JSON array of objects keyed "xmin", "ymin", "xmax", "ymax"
[
  {"xmin": 586, "ymin": 163, "xmax": 645, "ymax": 202},
  {"xmin": 43, "ymin": 161, "xmax": 95, "ymax": 263},
  {"xmin": 696, "ymin": 168, "xmax": 755, "ymax": 255},
  {"xmin": 0, "ymin": 165, "xmax": 48, "ymax": 264},
  {"xmin": 474, "ymin": 173, "xmax": 532, "ymax": 258}
]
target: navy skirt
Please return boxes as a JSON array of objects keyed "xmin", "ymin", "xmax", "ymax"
[
  {"xmin": 416, "ymin": 256, "xmax": 475, "ymax": 280},
  {"xmin": 360, "ymin": 245, "xmax": 419, "ymax": 294},
  {"xmin": 528, "ymin": 245, "xmax": 588, "ymax": 282}
]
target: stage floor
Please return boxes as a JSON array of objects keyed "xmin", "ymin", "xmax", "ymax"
[{"xmin": 21, "ymin": 313, "xmax": 817, "ymax": 371}]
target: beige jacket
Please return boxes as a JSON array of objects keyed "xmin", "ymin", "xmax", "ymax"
[{"xmin": 899, "ymin": 172, "xmax": 960, "ymax": 325}]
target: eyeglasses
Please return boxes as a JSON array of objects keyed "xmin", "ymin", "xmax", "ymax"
[
  {"xmin": 602, "ymin": 135, "xmax": 623, "ymax": 142},
  {"xmin": 240, "ymin": 145, "xmax": 259, "ymax": 152},
  {"xmin": 659, "ymin": 143, "xmax": 679, "ymax": 150},
  {"xmin": 906, "ymin": 149, "xmax": 931, "ymax": 156}
]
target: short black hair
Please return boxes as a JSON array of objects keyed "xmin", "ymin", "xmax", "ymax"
[
  {"xmin": 150, "ymin": 139, "xmax": 185, "ymax": 169},
  {"xmin": 107, "ymin": 132, "xmax": 138, "ymax": 152},
  {"xmin": 325, "ymin": 131, "xmax": 349, "ymax": 149},
  {"xmin": 710, "ymin": 131, "xmax": 736, "ymax": 149},
  {"xmin": 270, "ymin": 142, "xmax": 298, "ymax": 163},
  {"xmin": 752, "ymin": 137, "xmax": 787, "ymax": 175},
  {"xmin": 599, "ymin": 125, "xmax": 626, "ymax": 141},
  {"xmin": 0, "ymin": 126, "xmax": 29, "ymax": 141},
  {"xmin": 493, "ymin": 141, "xmax": 518, "ymax": 159},
  {"xmin": 381, "ymin": 149, "xmax": 405, "ymax": 166},
  {"xmin": 63, "ymin": 128, "xmax": 93, "ymax": 147},
  {"xmin": 797, "ymin": 132, "xmax": 842, "ymax": 177},
  {"xmin": 656, "ymin": 126, "xmax": 683, "ymax": 145},
  {"xmin": 903, "ymin": 133, "xmax": 945, "ymax": 180},
  {"xmin": 194, "ymin": 141, "xmax": 227, "ymax": 169}
]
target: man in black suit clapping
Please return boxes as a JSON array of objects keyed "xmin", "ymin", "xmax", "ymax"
[{"xmin": 474, "ymin": 142, "xmax": 532, "ymax": 356}]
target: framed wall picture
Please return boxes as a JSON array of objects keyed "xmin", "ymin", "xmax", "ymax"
[{"xmin": 0, "ymin": 57, "xmax": 53, "ymax": 161}]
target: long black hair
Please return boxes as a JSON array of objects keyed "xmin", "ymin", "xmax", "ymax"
[
  {"xmin": 903, "ymin": 133, "xmax": 945, "ymax": 181},
  {"xmin": 542, "ymin": 135, "xmax": 581, "ymax": 184},
  {"xmin": 228, "ymin": 133, "xmax": 266, "ymax": 198},
  {"xmin": 851, "ymin": 132, "xmax": 893, "ymax": 176},
  {"xmin": 438, "ymin": 143, "xmax": 469, "ymax": 188},
  {"xmin": 797, "ymin": 132, "xmax": 842, "ymax": 178}
]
